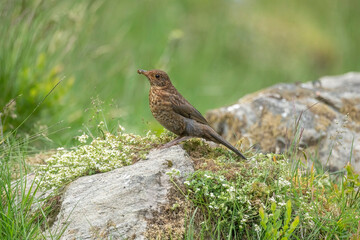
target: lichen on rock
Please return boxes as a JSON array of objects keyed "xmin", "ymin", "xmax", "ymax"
[{"xmin": 206, "ymin": 72, "xmax": 360, "ymax": 172}]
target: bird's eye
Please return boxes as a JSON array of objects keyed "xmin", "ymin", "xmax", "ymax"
[{"xmin": 155, "ymin": 74, "xmax": 160, "ymax": 79}]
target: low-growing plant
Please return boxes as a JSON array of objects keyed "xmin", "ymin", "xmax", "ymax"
[
  {"xmin": 34, "ymin": 125, "xmax": 171, "ymax": 190},
  {"xmin": 180, "ymin": 138, "xmax": 360, "ymax": 239},
  {"xmin": 0, "ymin": 134, "xmax": 66, "ymax": 239},
  {"xmin": 183, "ymin": 152, "xmax": 293, "ymax": 239},
  {"xmin": 259, "ymin": 200, "xmax": 299, "ymax": 240},
  {"xmin": 339, "ymin": 163, "xmax": 360, "ymax": 209}
]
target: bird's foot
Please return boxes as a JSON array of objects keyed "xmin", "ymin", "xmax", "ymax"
[{"xmin": 157, "ymin": 136, "xmax": 192, "ymax": 150}]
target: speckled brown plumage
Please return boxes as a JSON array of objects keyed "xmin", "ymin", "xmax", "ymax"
[{"xmin": 138, "ymin": 69, "xmax": 246, "ymax": 159}]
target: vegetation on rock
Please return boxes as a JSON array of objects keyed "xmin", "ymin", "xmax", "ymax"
[
  {"xmin": 34, "ymin": 124, "xmax": 171, "ymax": 190},
  {"xmin": 2, "ymin": 122, "xmax": 360, "ymax": 239}
]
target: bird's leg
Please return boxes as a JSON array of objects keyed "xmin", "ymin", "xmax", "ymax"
[{"xmin": 158, "ymin": 136, "xmax": 192, "ymax": 149}]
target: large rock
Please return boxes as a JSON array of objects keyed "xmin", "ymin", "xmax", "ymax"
[
  {"xmin": 51, "ymin": 146, "xmax": 193, "ymax": 240},
  {"xmin": 207, "ymin": 72, "xmax": 360, "ymax": 172}
]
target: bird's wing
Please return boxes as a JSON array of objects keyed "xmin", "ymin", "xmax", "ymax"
[{"xmin": 170, "ymin": 94, "xmax": 209, "ymax": 125}]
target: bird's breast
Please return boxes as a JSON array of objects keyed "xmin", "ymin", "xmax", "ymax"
[{"xmin": 149, "ymin": 87, "xmax": 185, "ymax": 135}]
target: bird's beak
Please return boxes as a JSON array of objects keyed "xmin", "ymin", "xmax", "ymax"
[{"xmin": 137, "ymin": 69, "xmax": 149, "ymax": 77}]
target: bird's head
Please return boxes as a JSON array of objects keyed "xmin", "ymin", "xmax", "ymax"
[{"xmin": 137, "ymin": 69, "xmax": 172, "ymax": 87}]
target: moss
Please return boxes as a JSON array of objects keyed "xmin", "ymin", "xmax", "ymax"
[
  {"xmin": 89, "ymin": 219, "xmax": 121, "ymax": 239},
  {"xmin": 308, "ymin": 102, "xmax": 337, "ymax": 132},
  {"xmin": 165, "ymin": 160, "xmax": 174, "ymax": 168},
  {"xmin": 182, "ymin": 138, "xmax": 245, "ymax": 163},
  {"xmin": 340, "ymin": 98, "xmax": 360, "ymax": 124},
  {"xmin": 248, "ymin": 110, "xmax": 289, "ymax": 152},
  {"xmin": 144, "ymin": 180, "xmax": 189, "ymax": 240},
  {"xmin": 33, "ymin": 188, "xmax": 66, "ymax": 231},
  {"xmin": 207, "ymin": 111, "xmax": 248, "ymax": 144}
]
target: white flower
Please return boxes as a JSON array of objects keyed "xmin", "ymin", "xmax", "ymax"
[
  {"xmin": 278, "ymin": 177, "xmax": 291, "ymax": 188},
  {"xmin": 254, "ymin": 224, "xmax": 261, "ymax": 233},
  {"xmin": 34, "ymin": 126, "xmax": 159, "ymax": 190},
  {"xmin": 204, "ymin": 174, "xmax": 212, "ymax": 179},
  {"xmin": 76, "ymin": 133, "xmax": 89, "ymax": 143},
  {"xmin": 118, "ymin": 124, "xmax": 125, "ymax": 132}
]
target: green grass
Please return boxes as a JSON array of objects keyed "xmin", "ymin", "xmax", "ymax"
[
  {"xmin": 1, "ymin": 121, "xmax": 358, "ymax": 239},
  {"xmin": 179, "ymin": 141, "xmax": 360, "ymax": 239},
  {"xmin": 0, "ymin": 135, "xmax": 66, "ymax": 239},
  {"xmin": 175, "ymin": 111, "xmax": 360, "ymax": 239},
  {"xmin": 1, "ymin": 1, "xmax": 360, "ymax": 238},
  {"xmin": 1, "ymin": 0, "xmax": 360, "ymax": 146}
]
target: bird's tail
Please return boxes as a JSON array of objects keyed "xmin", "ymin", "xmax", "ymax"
[{"xmin": 205, "ymin": 126, "xmax": 247, "ymax": 160}]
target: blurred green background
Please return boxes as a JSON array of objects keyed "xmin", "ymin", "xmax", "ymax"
[{"xmin": 1, "ymin": 0, "xmax": 359, "ymax": 147}]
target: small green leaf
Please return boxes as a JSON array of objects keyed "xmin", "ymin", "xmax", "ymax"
[
  {"xmin": 274, "ymin": 220, "xmax": 282, "ymax": 230},
  {"xmin": 274, "ymin": 209, "xmax": 281, "ymax": 221},
  {"xmin": 259, "ymin": 207, "xmax": 265, "ymax": 220},
  {"xmin": 283, "ymin": 224, "xmax": 289, "ymax": 232},
  {"xmin": 271, "ymin": 202, "xmax": 277, "ymax": 214},
  {"xmin": 286, "ymin": 200, "xmax": 292, "ymax": 217},
  {"xmin": 284, "ymin": 200, "xmax": 292, "ymax": 227},
  {"xmin": 260, "ymin": 215, "xmax": 268, "ymax": 230},
  {"xmin": 288, "ymin": 216, "xmax": 300, "ymax": 234}
]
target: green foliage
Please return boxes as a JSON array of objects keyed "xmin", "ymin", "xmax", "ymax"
[
  {"xmin": 340, "ymin": 163, "xmax": 360, "ymax": 208},
  {"xmin": 0, "ymin": 0, "xmax": 77, "ymax": 134},
  {"xmin": 3, "ymin": 124, "xmax": 358, "ymax": 239},
  {"xmin": 0, "ymin": 166, "xmax": 41, "ymax": 239},
  {"xmin": 184, "ymin": 153, "xmax": 291, "ymax": 238},
  {"xmin": 182, "ymin": 146, "xmax": 360, "ymax": 239},
  {"xmin": 34, "ymin": 125, "xmax": 170, "ymax": 190},
  {"xmin": 2, "ymin": 0, "xmax": 360, "ymax": 144},
  {"xmin": 17, "ymin": 53, "xmax": 74, "ymax": 112},
  {"xmin": 259, "ymin": 200, "xmax": 299, "ymax": 240},
  {"xmin": 0, "ymin": 135, "xmax": 64, "ymax": 239}
]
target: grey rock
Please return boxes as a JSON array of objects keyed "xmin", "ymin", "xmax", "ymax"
[
  {"xmin": 51, "ymin": 146, "xmax": 193, "ymax": 240},
  {"xmin": 206, "ymin": 72, "xmax": 360, "ymax": 172}
]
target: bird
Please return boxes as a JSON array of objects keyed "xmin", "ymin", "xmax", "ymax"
[{"xmin": 137, "ymin": 69, "xmax": 246, "ymax": 160}]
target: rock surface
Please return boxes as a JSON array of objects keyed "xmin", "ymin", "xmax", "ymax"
[
  {"xmin": 51, "ymin": 146, "xmax": 193, "ymax": 240},
  {"xmin": 207, "ymin": 72, "xmax": 360, "ymax": 172}
]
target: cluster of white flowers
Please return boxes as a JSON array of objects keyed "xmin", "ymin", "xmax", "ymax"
[
  {"xmin": 254, "ymin": 224, "xmax": 261, "ymax": 234},
  {"xmin": 187, "ymin": 171, "xmax": 251, "ymax": 228},
  {"xmin": 278, "ymin": 177, "xmax": 291, "ymax": 189},
  {"xmin": 76, "ymin": 133, "xmax": 89, "ymax": 143},
  {"xmin": 184, "ymin": 152, "xmax": 298, "ymax": 232},
  {"xmin": 35, "ymin": 130, "xmax": 160, "ymax": 190}
]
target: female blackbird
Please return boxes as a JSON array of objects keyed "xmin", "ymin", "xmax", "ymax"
[{"xmin": 138, "ymin": 69, "xmax": 246, "ymax": 159}]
